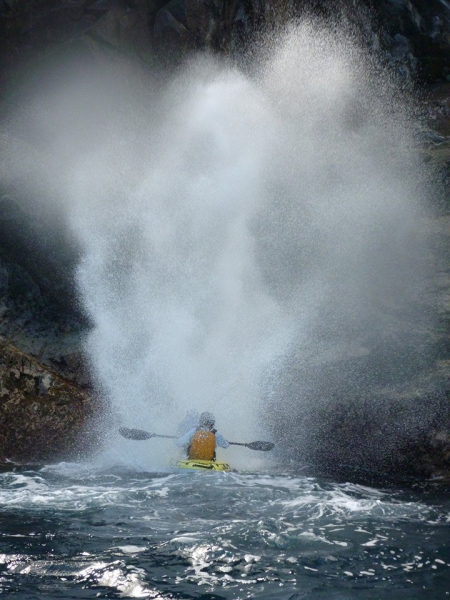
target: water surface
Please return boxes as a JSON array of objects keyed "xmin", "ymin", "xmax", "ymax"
[{"xmin": 0, "ymin": 464, "xmax": 449, "ymax": 599}]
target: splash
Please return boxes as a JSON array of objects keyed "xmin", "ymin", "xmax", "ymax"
[
  {"xmin": 1, "ymin": 19, "xmax": 432, "ymax": 469},
  {"xmin": 69, "ymin": 22, "xmax": 429, "ymax": 468},
  {"xmin": 69, "ymin": 55, "xmax": 293, "ymax": 467}
]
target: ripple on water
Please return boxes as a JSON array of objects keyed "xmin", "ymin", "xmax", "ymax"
[{"xmin": 0, "ymin": 465, "xmax": 448, "ymax": 598}]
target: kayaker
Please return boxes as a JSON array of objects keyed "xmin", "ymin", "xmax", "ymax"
[{"xmin": 175, "ymin": 411, "xmax": 229, "ymax": 461}]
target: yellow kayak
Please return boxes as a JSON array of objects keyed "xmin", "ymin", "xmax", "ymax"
[{"xmin": 175, "ymin": 459, "xmax": 231, "ymax": 472}]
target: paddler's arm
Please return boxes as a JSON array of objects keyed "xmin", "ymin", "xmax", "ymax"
[
  {"xmin": 175, "ymin": 428, "xmax": 196, "ymax": 447},
  {"xmin": 215, "ymin": 432, "xmax": 229, "ymax": 449}
]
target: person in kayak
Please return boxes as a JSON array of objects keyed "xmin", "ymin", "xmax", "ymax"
[{"xmin": 175, "ymin": 411, "xmax": 229, "ymax": 461}]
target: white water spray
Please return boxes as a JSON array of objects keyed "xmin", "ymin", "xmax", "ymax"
[{"xmin": 1, "ymin": 20, "xmax": 430, "ymax": 469}]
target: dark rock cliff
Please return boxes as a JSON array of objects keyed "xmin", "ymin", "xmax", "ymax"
[
  {"xmin": 2, "ymin": 1, "xmax": 450, "ymax": 81},
  {"xmin": 0, "ymin": 338, "xmax": 98, "ymax": 463}
]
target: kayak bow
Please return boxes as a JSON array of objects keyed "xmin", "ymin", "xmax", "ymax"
[{"xmin": 175, "ymin": 459, "xmax": 231, "ymax": 472}]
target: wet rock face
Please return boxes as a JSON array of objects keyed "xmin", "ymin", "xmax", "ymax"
[
  {"xmin": 0, "ymin": 195, "xmax": 81, "ymax": 324},
  {"xmin": 131, "ymin": 0, "xmax": 450, "ymax": 80},
  {"xmin": 373, "ymin": 0, "xmax": 450, "ymax": 80},
  {"xmin": 0, "ymin": 193, "xmax": 93, "ymax": 462},
  {"xmin": 149, "ymin": 0, "xmax": 450, "ymax": 79},
  {"xmin": 0, "ymin": 340, "xmax": 98, "ymax": 463},
  {"xmin": 2, "ymin": 1, "xmax": 450, "ymax": 80},
  {"xmin": 0, "ymin": 192, "xmax": 89, "ymax": 385},
  {"xmin": 264, "ymin": 206, "xmax": 450, "ymax": 482}
]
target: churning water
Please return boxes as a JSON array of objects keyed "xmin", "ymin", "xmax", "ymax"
[
  {"xmin": 0, "ymin": 464, "xmax": 449, "ymax": 599},
  {"xmin": 1, "ymin": 18, "xmax": 446, "ymax": 600}
]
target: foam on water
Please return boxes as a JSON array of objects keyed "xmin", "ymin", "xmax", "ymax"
[
  {"xmin": 0, "ymin": 465, "xmax": 440, "ymax": 524},
  {"xmin": 0, "ymin": 467, "xmax": 448, "ymax": 598}
]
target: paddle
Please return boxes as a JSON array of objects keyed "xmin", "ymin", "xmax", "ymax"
[
  {"xmin": 228, "ymin": 440, "xmax": 275, "ymax": 451},
  {"xmin": 118, "ymin": 427, "xmax": 275, "ymax": 451},
  {"xmin": 119, "ymin": 427, "xmax": 176, "ymax": 441}
]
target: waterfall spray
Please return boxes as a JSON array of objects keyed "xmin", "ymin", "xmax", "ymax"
[{"xmin": 1, "ymin": 19, "xmax": 432, "ymax": 470}]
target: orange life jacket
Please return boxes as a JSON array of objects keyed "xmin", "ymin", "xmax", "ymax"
[{"xmin": 188, "ymin": 430, "xmax": 216, "ymax": 461}]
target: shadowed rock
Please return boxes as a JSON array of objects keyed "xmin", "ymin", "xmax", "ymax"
[{"xmin": 0, "ymin": 339, "xmax": 100, "ymax": 463}]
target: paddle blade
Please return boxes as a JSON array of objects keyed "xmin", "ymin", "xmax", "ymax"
[
  {"xmin": 246, "ymin": 441, "xmax": 275, "ymax": 451},
  {"xmin": 119, "ymin": 427, "xmax": 154, "ymax": 441},
  {"xmin": 229, "ymin": 440, "xmax": 275, "ymax": 451}
]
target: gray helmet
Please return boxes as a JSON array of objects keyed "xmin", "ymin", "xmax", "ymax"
[{"xmin": 199, "ymin": 411, "xmax": 215, "ymax": 429}]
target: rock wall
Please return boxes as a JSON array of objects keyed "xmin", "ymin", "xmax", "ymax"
[
  {"xmin": 2, "ymin": 1, "xmax": 450, "ymax": 82},
  {"xmin": 265, "ymin": 273, "xmax": 450, "ymax": 482},
  {"xmin": 0, "ymin": 338, "xmax": 98, "ymax": 463}
]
